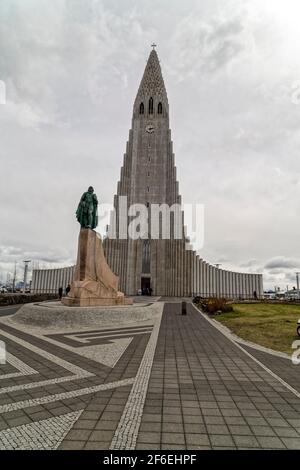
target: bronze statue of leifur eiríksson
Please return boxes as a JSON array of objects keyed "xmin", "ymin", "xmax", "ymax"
[{"xmin": 76, "ymin": 186, "xmax": 98, "ymax": 229}]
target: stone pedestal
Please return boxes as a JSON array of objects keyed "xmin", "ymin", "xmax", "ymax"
[{"xmin": 62, "ymin": 228, "xmax": 132, "ymax": 307}]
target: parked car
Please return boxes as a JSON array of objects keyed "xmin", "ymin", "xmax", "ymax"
[{"xmin": 297, "ymin": 320, "xmax": 300, "ymax": 337}]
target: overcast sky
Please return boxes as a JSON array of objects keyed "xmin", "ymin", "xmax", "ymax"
[{"xmin": 1, "ymin": 0, "xmax": 300, "ymax": 290}]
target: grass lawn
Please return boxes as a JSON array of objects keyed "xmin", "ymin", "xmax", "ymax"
[{"xmin": 215, "ymin": 303, "xmax": 300, "ymax": 354}]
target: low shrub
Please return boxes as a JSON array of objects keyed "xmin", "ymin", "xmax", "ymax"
[
  {"xmin": 220, "ymin": 304, "xmax": 233, "ymax": 313},
  {"xmin": 0, "ymin": 293, "xmax": 57, "ymax": 306},
  {"xmin": 195, "ymin": 297, "xmax": 233, "ymax": 315}
]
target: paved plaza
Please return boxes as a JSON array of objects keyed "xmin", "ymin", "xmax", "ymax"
[{"xmin": 0, "ymin": 300, "xmax": 300, "ymax": 450}]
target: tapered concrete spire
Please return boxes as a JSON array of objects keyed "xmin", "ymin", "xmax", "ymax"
[
  {"xmin": 134, "ymin": 49, "xmax": 169, "ymax": 116},
  {"xmin": 136, "ymin": 49, "xmax": 167, "ymax": 97}
]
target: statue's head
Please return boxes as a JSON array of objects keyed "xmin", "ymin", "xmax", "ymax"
[{"xmin": 88, "ymin": 186, "xmax": 94, "ymax": 193}]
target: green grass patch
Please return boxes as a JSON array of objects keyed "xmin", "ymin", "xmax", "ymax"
[{"xmin": 215, "ymin": 303, "xmax": 300, "ymax": 354}]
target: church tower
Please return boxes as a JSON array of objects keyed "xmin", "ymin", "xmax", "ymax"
[
  {"xmin": 104, "ymin": 48, "xmax": 187, "ymax": 296},
  {"xmin": 103, "ymin": 48, "xmax": 263, "ymax": 298}
]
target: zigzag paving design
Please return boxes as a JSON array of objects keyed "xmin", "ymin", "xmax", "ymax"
[
  {"xmin": 0, "ymin": 315, "xmax": 156, "ymax": 449},
  {"xmin": 0, "ymin": 302, "xmax": 300, "ymax": 449}
]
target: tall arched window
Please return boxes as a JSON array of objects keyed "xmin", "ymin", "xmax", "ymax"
[
  {"xmin": 139, "ymin": 102, "xmax": 144, "ymax": 114},
  {"xmin": 142, "ymin": 240, "xmax": 151, "ymax": 273},
  {"xmin": 158, "ymin": 102, "xmax": 163, "ymax": 114},
  {"xmin": 148, "ymin": 97, "xmax": 154, "ymax": 114}
]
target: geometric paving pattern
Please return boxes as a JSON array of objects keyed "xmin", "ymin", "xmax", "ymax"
[
  {"xmin": 1, "ymin": 302, "xmax": 300, "ymax": 449},
  {"xmin": 0, "ymin": 315, "xmax": 158, "ymax": 450},
  {"xmin": 0, "ymin": 411, "xmax": 83, "ymax": 449}
]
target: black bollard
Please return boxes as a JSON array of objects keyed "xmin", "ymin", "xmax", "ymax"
[{"xmin": 181, "ymin": 301, "xmax": 187, "ymax": 315}]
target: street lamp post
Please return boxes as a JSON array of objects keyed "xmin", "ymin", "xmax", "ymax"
[
  {"xmin": 23, "ymin": 260, "xmax": 31, "ymax": 294},
  {"xmin": 12, "ymin": 261, "xmax": 17, "ymax": 293},
  {"xmin": 214, "ymin": 264, "xmax": 222, "ymax": 297}
]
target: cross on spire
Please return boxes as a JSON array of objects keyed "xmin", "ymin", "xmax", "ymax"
[{"xmin": 151, "ymin": 43, "xmax": 157, "ymax": 50}]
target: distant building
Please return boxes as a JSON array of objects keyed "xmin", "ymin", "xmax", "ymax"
[
  {"xmin": 263, "ymin": 291, "xmax": 277, "ymax": 300},
  {"xmin": 285, "ymin": 289, "xmax": 300, "ymax": 300},
  {"xmin": 31, "ymin": 266, "xmax": 75, "ymax": 294}
]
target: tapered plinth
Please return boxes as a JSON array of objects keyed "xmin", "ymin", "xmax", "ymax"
[{"xmin": 62, "ymin": 228, "xmax": 132, "ymax": 307}]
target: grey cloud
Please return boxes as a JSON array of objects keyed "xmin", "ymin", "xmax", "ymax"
[
  {"xmin": 239, "ymin": 259, "xmax": 258, "ymax": 268},
  {"xmin": 264, "ymin": 257, "xmax": 300, "ymax": 270}
]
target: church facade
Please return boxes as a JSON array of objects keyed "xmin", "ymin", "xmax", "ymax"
[{"xmin": 102, "ymin": 49, "xmax": 263, "ymax": 298}]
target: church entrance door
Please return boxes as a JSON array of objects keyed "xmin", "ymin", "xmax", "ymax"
[{"xmin": 141, "ymin": 277, "xmax": 151, "ymax": 295}]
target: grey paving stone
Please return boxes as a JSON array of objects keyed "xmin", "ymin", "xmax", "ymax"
[
  {"xmin": 84, "ymin": 441, "xmax": 110, "ymax": 450},
  {"xmin": 228, "ymin": 425, "xmax": 252, "ymax": 436},
  {"xmin": 202, "ymin": 408, "xmax": 222, "ymax": 417},
  {"xmin": 66, "ymin": 429, "xmax": 92, "ymax": 441},
  {"xmin": 267, "ymin": 418, "xmax": 290, "ymax": 427},
  {"xmin": 287, "ymin": 419, "xmax": 300, "ymax": 427},
  {"xmin": 188, "ymin": 445, "xmax": 211, "ymax": 450},
  {"xmin": 95, "ymin": 420, "xmax": 119, "ymax": 431},
  {"xmin": 72, "ymin": 419, "xmax": 96, "ymax": 430},
  {"xmin": 183, "ymin": 415, "xmax": 203, "ymax": 424},
  {"xmin": 221, "ymin": 409, "xmax": 242, "ymax": 417},
  {"xmin": 210, "ymin": 435, "xmax": 235, "ymax": 448},
  {"xmin": 162, "ymin": 422, "xmax": 184, "ymax": 433},
  {"xmin": 204, "ymin": 416, "xmax": 225, "ymax": 425},
  {"xmin": 184, "ymin": 423, "xmax": 206, "ymax": 434},
  {"xmin": 89, "ymin": 429, "xmax": 115, "ymax": 442},
  {"xmin": 206, "ymin": 425, "xmax": 230, "ymax": 435},
  {"xmin": 233, "ymin": 435, "xmax": 260, "ymax": 448},
  {"xmin": 257, "ymin": 436, "xmax": 285, "ymax": 449},
  {"xmin": 224, "ymin": 416, "xmax": 248, "ymax": 426},
  {"xmin": 274, "ymin": 427, "xmax": 300, "ymax": 438},
  {"xmin": 140, "ymin": 422, "xmax": 161, "ymax": 433},
  {"xmin": 281, "ymin": 437, "xmax": 300, "ymax": 449},
  {"xmin": 163, "ymin": 414, "xmax": 183, "ymax": 423},
  {"xmin": 100, "ymin": 411, "xmax": 122, "ymax": 421},
  {"xmin": 5, "ymin": 416, "xmax": 32, "ymax": 427},
  {"xmin": 250, "ymin": 424, "xmax": 277, "ymax": 436},
  {"xmin": 60, "ymin": 440, "xmax": 85, "ymax": 450},
  {"xmin": 137, "ymin": 432, "xmax": 161, "ymax": 444},
  {"xmin": 162, "ymin": 444, "xmax": 186, "ymax": 450},
  {"xmin": 185, "ymin": 434, "xmax": 210, "ymax": 447},
  {"xmin": 162, "ymin": 433, "xmax": 185, "ymax": 445},
  {"xmin": 142, "ymin": 413, "xmax": 162, "ymax": 423},
  {"xmin": 182, "ymin": 407, "xmax": 202, "ymax": 416},
  {"xmin": 245, "ymin": 417, "xmax": 269, "ymax": 426}
]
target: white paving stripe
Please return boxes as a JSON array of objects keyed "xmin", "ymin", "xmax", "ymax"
[
  {"xmin": 0, "ymin": 410, "xmax": 83, "ymax": 450},
  {"xmin": 110, "ymin": 303, "xmax": 164, "ymax": 450},
  {"xmin": 195, "ymin": 304, "xmax": 300, "ymax": 400},
  {"xmin": 0, "ymin": 329, "xmax": 94, "ymax": 378},
  {"xmin": 0, "ymin": 352, "xmax": 37, "ymax": 380},
  {"xmin": 0, "ymin": 374, "xmax": 88, "ymax": 395},
  {"xmin": 0, "ymin": 377, "xmax": 134, "ymax": 413}
]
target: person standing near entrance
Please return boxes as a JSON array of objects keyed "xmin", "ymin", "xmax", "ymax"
[{"xmin": 58, "ymin": 287, "xmax": 63, "ymax": 300}]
